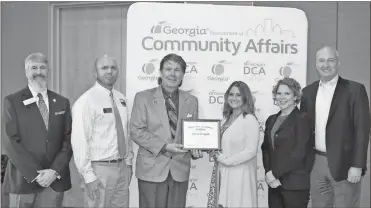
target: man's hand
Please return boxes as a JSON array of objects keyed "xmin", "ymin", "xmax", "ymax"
[
  {"xmin": 268, "ymin": 179, "xmax": 282, "ymax": 188},
  {"xmin": 85, "ymin": 179, "xmax": 104, "ymax": 201},
  {"xmin": 36, "ymin": 169, "xmax": 57, "ymax": 187},
  {"xmin": 165, "ymin": 143, "xmax": 188, "ymax": 154},
  {"xmin": 191, "ymin": 150, "xmax": 203, "ymax": 159},
  {"xmin": 347, "ymin": 167, "xmax": 362, "ymax": 183},
  {"xmin": 265, "ymin": 171, "xmax": 276, "ymax": 184}
]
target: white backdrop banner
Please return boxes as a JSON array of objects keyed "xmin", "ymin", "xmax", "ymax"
[{"xmin": 126, "ymin": 2, "xmax": 307, "ymax": 207}]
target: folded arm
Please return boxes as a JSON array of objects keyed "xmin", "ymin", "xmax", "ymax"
[
  {"xmin": 218, "ymin": 115, "xmax": 260, "ymax": 166},
  {"xmin": 272, "ymin": 114, "xmax": 313, "ymax": 178}
]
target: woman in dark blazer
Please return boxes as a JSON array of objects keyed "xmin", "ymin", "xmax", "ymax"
[{"xmin": 261, "ymin": 77, "xmax": 315, "ymax": 208}]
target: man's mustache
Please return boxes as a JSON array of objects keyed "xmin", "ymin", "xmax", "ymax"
[{"xmin": 33, "ymin": 74, "xmax": 46, "ymax": 79}]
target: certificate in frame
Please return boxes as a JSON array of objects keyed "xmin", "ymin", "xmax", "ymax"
[{"xmin": 181, "ymin": 119, "xmax": 221, "ymax": 150}]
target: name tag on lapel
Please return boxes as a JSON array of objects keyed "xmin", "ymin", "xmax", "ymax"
[
  {"xmin": 55, "ymin": 111, "xmax": 65, "ymax": 115},
  {"xmin": 103, "ymin": 108, "xmax": 112, "ymax": 113},
  {"xmin": 23, "ymin": 97, "xmax": 37, "ymax": 106}
]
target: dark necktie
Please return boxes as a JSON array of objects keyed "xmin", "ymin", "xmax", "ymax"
[
  {"xmin": 37, "ymin": 93, "xmax": 49, "ymax": 131},
  {"xmin": 167, "ymin": 96, "xmax": 178, "ymax": 139},
  {"xmin": 110, "ymin": 92, "xmax": 126, "ymax": 157}
]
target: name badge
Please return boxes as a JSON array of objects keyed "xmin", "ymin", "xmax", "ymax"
[
  {"xmin": 23, "ymin": 97, "xmax": 37, "ymax": 106},
  {"xmin": 103, "ymin": 108, "xmax": 112, "ymax": 113}
]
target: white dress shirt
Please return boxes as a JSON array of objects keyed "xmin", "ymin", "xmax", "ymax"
[
  {"xmin": 71, "ymin": 82, "xmax": 133, "ymax": 184},
  {"xmin": 315, "ymin": 75, "xmax": 339, "ymax": 152},
  {"xmin": 28, "ymin": 85, "xmax": 49, "ymax": 111}
]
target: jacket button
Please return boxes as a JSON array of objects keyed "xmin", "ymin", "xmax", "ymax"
[{"xmin": 170, "ymin": 156, "xmax": 172, "ymax": 159}]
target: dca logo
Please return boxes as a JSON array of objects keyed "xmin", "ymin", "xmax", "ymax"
[
  {"xmin": 186, "ymin": 62, "xmax": 198, "ymax": 74},
  {"xmin": 138, "ymin": 59, "xmax": 158, "ymax": 81},
  {"xmin": 243, "ymin": 61, "xmax": 266, "ymax": 81},
  {"xmin": 207, "ymin": 60, "xmax": 230, "ymax": 82},
  {"xmin": 279, "ymin": 62, "xmax": 294, "ymax": 78},
  {"xmin": 151, "ymin": 21, "xmax": 167, "ymax": 34},
  {"xmin": 244, "ymin": 61, "xmax": 266, "ymax": 76},
  {"xmin": 208, "ymin": 90, "xmax": 225, "ymax": 105}
]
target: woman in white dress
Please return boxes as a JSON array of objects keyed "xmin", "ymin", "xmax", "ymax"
[{"xmin": 207, "ymin": 81, "xmax": 260, "ymax": 208}]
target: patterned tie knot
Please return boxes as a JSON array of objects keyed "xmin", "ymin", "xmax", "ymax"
[{"xmin": 37, "ymin": 93, "xmax": 43, "ymax": 99}]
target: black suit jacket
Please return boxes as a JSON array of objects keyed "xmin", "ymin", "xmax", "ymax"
[
  {"xmin": 262, "ymin": 107, "xmax": 315, "ymax": 190},
  {"xmin": 2, "ymin": 87, "xmax": 72, "ymax": 194},
  {"xmin": 300, "ymin": 77, "xmax": 370, "ymax": 181}
]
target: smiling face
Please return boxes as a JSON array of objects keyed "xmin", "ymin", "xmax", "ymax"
[
  {"xmin": 160, "ymin": 60, "xmax": 185, "ymax": 91},
  {"xmin": 316, "ymin": 47, "xmax": 340, "ymax": 82},
  {"xmin": 95, "ymin": 57, "xmax": 119, "ymax": 90},
  {"xmin": 227, "ymin": 86, "xmax": 243, "ymax": 110},
  {"xmin": 275, "ymin": 84, "xmax": 297, "ymax": 111}
]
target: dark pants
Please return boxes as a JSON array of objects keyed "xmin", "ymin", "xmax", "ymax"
[
  {"xmin": 310, "ymin": 154, "xmax": 361, "ymax": 208},
  {"xmin": 8, "ymin": 187, "xmax": 63, "ymax": 208},
  {"xmin": 138, "ymin": 172, "xmax": 188, "ymax": 208},
  {"xmin": 268, "ymin": 187, "xmax": 310, "ymax": 208}
]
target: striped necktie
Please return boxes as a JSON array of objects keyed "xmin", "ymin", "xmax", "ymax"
[
  {"xmin": 37, "ymin": 93, "xmax": 49, "ymax": 131},
  {"xmin": 166, "ymin": 96, "xmax": 178, "ymax": 140},
  {"xmin": 110, "ymin": 92, "xmax": 126, "ymax": 157}
]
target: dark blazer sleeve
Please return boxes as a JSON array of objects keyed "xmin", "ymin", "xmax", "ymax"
[
  {"xmin": 2, "ymin": 96, "xmax": 42, "ymax": 182},
  {"xmin": 351, "ymin": 84, "xmax": 371, "ymax": 169},
  {"xmin": 299, "ymin": 89, "xmax": 308, "ymax": 113},
  {"xmin": 261, "ymin": 116, "xmax": 271, "ymax": 173},
  {"xmin": 50, "ymin": 98, "xmax": 73, "ymax": 178},
  {"xmin": 272, "ymin": 114, "xmax": 313, "ymax": 178}
]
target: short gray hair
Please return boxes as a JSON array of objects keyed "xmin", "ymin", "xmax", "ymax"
[{"xmin": 25, "ymin": 53, "xmax": 48, "ymax": 70}]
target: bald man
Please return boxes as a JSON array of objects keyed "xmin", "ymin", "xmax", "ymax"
[
  {"xmin": 2, "ymin": 53, "xmax": 72, "ymax": 207},
  {"xmin": 71, "ymin": 55, "xmax": 133, "ymax": 207},
  {"xmin": 300, "ymin": 46, "xmax": 370, "ymax": 207}
]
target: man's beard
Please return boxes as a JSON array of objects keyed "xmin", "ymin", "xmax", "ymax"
[{"xmin": 30, "ymin": 76, "xmax": 47, "ymax": 89}]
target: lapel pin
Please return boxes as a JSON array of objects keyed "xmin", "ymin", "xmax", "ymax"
[
  {"xmin": 53, "ymin": 99, "xmax": 56, "ymax": 102},
  {"xmin": 153, "ymin": 99, "xmax": 158, "ymax": 104}
]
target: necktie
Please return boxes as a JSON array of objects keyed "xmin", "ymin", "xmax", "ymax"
[
  {"xmin": 166, "ymin": 96, "xmax": 178, "ymax": 139},
  {"xmin": 110, "ymin": 92, "xmax": 126, "ymax": 158},
  {"xmin": 37, "ymin": 93, "xmax": 49, "ymax": 131}
]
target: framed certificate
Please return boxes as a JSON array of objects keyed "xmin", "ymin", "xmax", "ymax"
[{"xmin": 181, "ymin": 119, "xmax": 221, "ymax": 150}]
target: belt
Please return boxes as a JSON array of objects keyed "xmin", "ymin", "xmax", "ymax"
[
  {"xmin": 314, "ymin": 149, "xmax": 327, "ymax": 156},
  {"xmin": 92, "ymin": 158, "xmax": 123, "ymax": 163}
]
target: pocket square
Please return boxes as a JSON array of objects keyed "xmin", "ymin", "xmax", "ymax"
[
  {"xmin": 186, "ymin": 113, "xmax": 193, "ymax": 118},
  {"xmin": 55, "ymin": 111, "xmax": 65, "ymax": 115}
]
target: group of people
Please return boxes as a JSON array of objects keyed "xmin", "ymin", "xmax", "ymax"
[{"xmin": 2, "ymin": 45, "xmax": 370, "ymax": 208}]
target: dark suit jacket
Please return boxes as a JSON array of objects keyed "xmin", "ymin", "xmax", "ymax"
[
  {"xmin": 300, "ymin": 76, "xmax": 370, "ymax": 181},
  {"xmin": 262, "ymin": 107, "xmax": 315, "ymax": 190},
  {"xmin": 2, "ymin": 87, "xmax": 72, "ymax": 194}
]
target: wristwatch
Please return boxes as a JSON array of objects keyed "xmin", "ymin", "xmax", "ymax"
[{"xmin": 53, "ymin": 170, "xmax": 61, "ymax": 179}]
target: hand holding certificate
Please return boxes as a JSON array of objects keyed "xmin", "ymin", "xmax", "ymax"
[{"xmin": 182, "ymin": 119, "xmax": 221, "ymax": 150}]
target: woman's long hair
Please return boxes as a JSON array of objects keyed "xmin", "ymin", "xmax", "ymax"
[{"xmin": 222, "ymin": 81, "xmax": 256, "ymax": 120}]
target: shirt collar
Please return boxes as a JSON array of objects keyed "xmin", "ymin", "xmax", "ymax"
[
  {"xmin": 94, "ymin": 81, "xmax": 114, "ymax": 95},
  {"xmin": 319, "ymin": 74, "xmax": 339, "ymax": 87},
  {"xmin": 161, "ymin": 85, "xmax": 178, "ymax": 99},
  {"xmin": 28, "ymin": 85, "xmax": 48, "ymax": 99}
]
